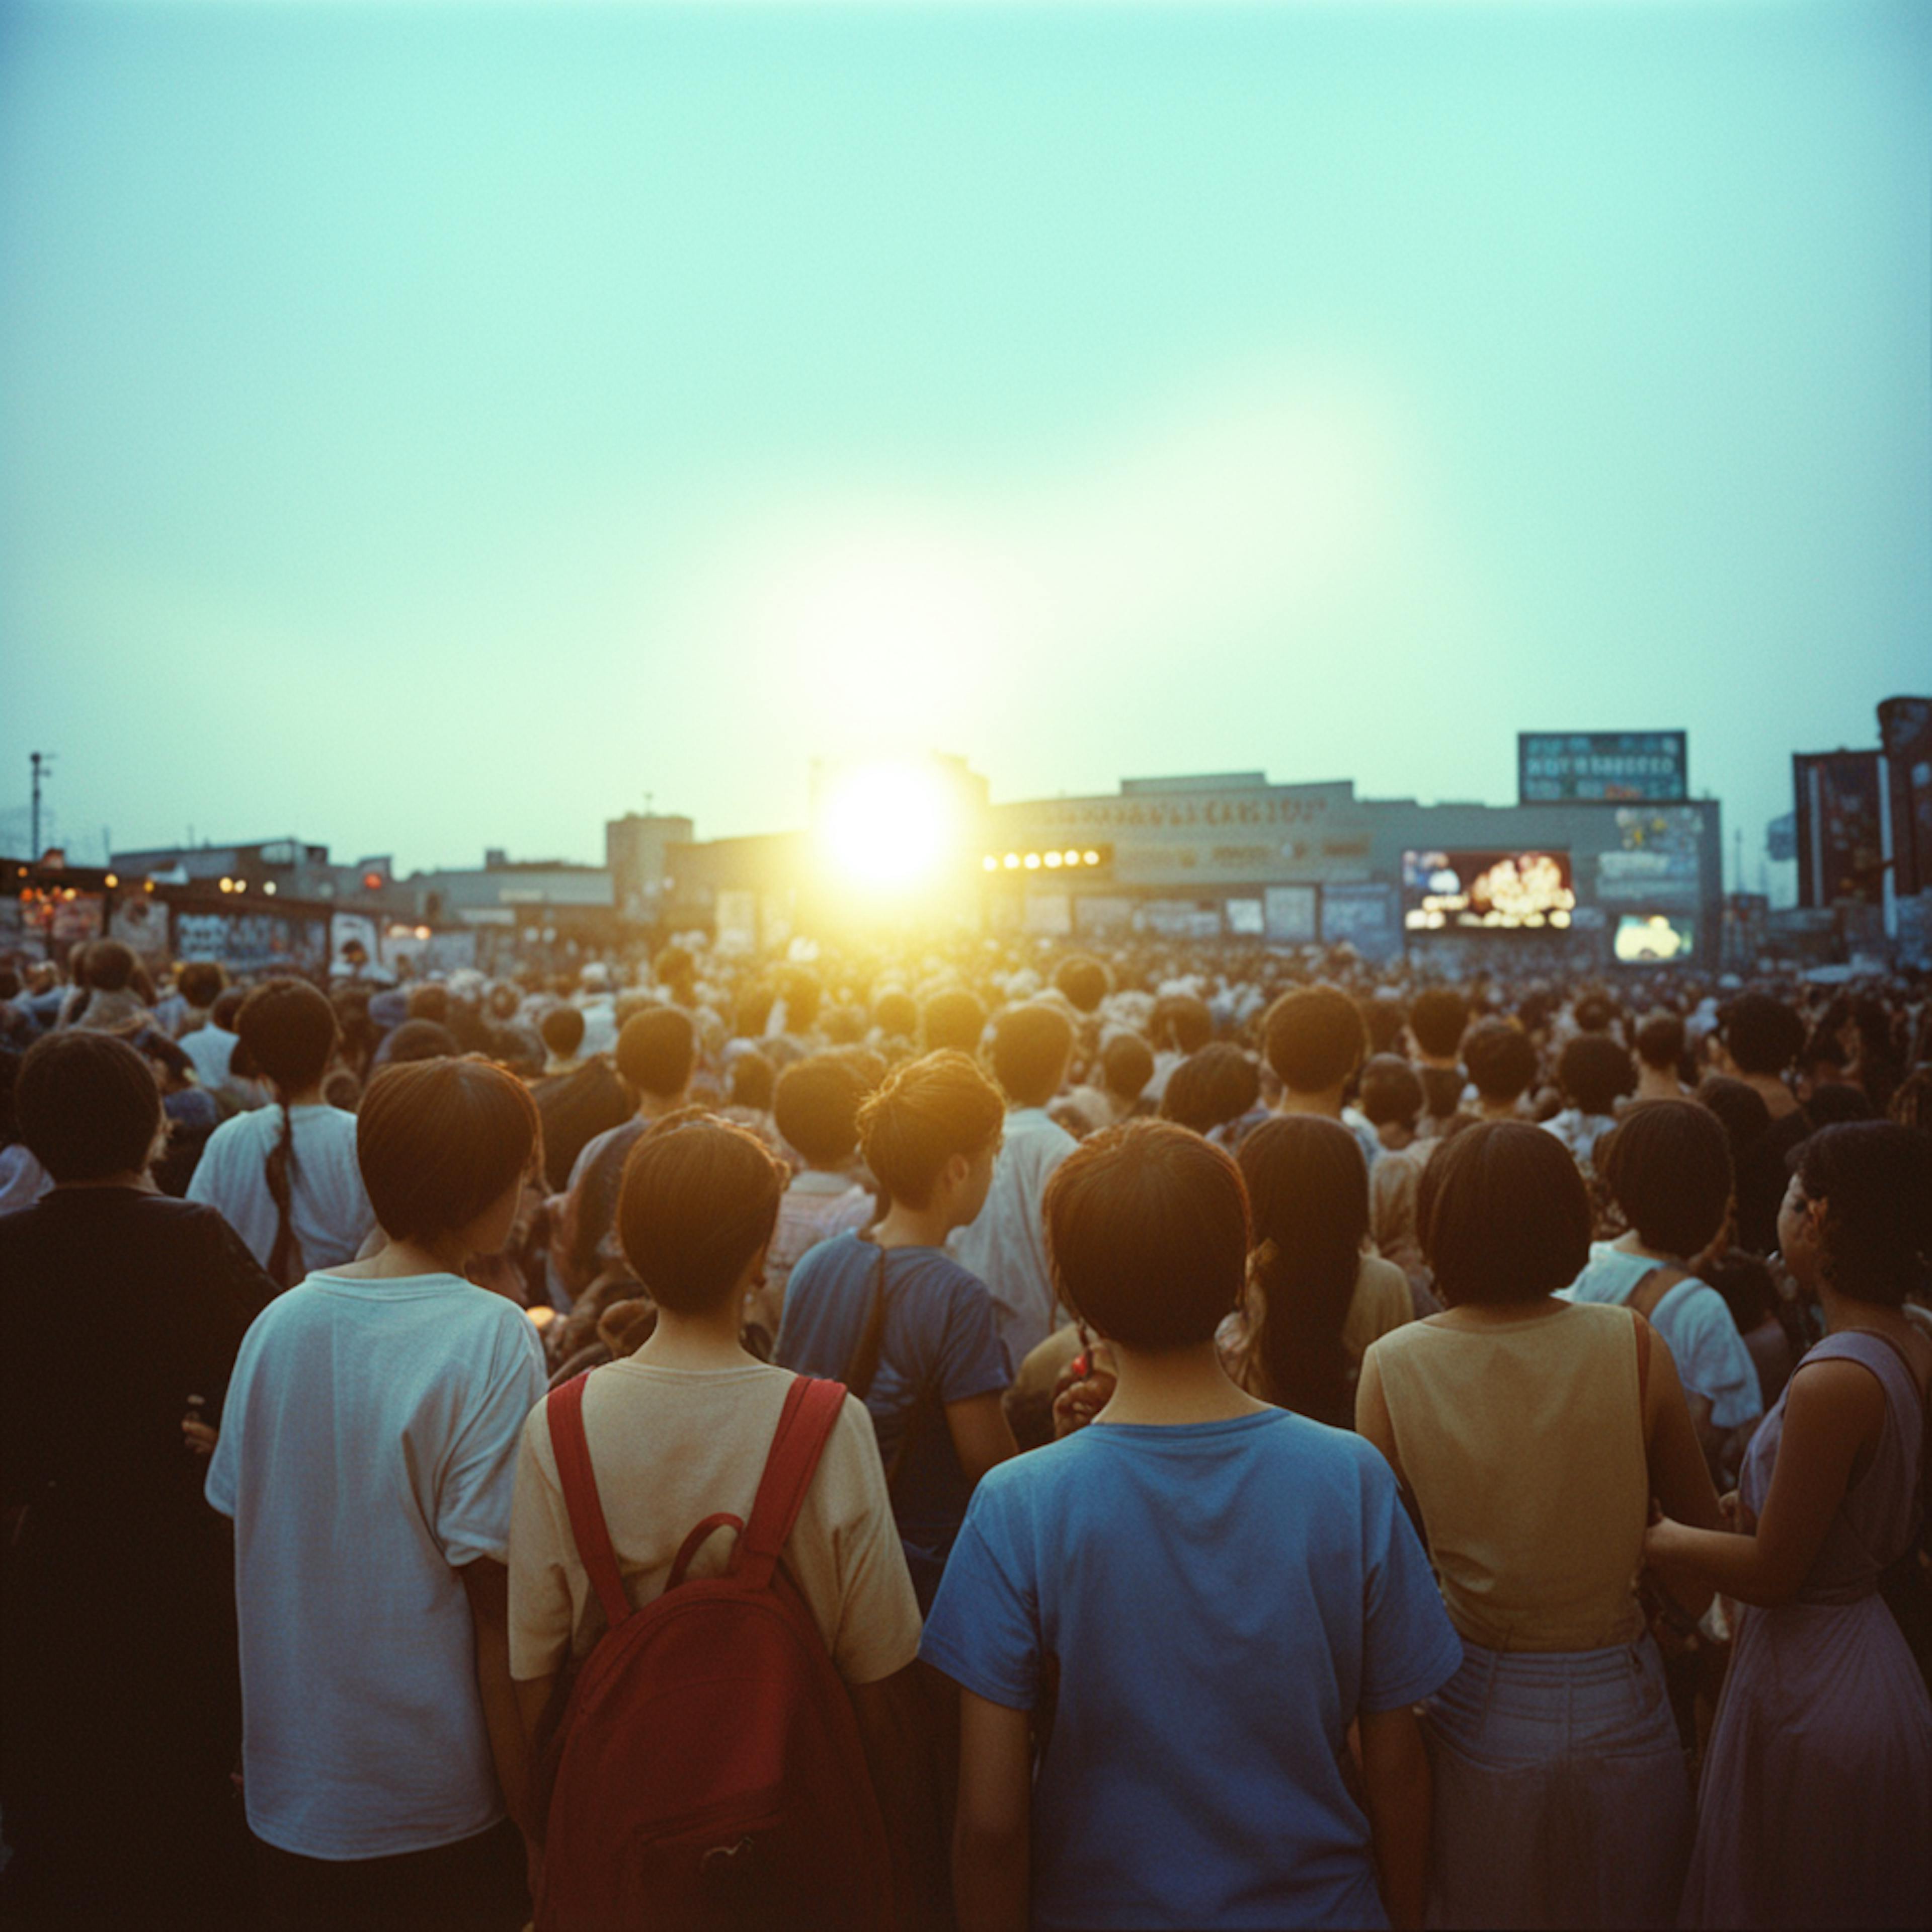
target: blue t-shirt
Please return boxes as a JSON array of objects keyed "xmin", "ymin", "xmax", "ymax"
[
  {"xmin": 920, "ymin": 1410, "xmax": 1462, "ymax": 1931},
  {"xmin": 775, "ymin": 1232, "xmax": 1011, "ymax": 1584}
]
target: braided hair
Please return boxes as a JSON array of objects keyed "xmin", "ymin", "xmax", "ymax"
[{"xmin": 235, "ymin": 979, "xmax": 339, "ymax": 1286}]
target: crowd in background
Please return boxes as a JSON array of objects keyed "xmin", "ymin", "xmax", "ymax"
[{"xmin": 1, "ymin": 928, "xmax": 1928, "ymax": 1930}]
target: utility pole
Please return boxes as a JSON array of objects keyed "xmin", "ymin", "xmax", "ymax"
[{"xmin": 30, "ymin": 751, "xmax": 53, "ymax": 860}]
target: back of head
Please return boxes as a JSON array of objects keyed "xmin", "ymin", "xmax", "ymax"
[
  {"xmin": 15, "ymin": 1029, "xmax": 162, "ymax": 1182},
  {"xmin": 1101, "ymin": 1031, "xmax": 1155, "ymax": 1103},
  {"xmin": 922, "ymin": 987, "xmax": 987, "ymax": 1056},
  {"xmin": 729, "ymin": 1048, "xmax": 776, "ymax": 1112},
  {"xmin": 779, "ymin": 967, "xmax": 823, "ymax": 1034},
  {"xmin": 1693, "ymin": 1073, "xmax": 1772, "ymax": 1168},
  {"xmin": 857, "ymin": 1050, "xmax": 1005, "ymax": 1209},
  {"xmin": 1043, "ymin": 1119, "xmax": 1250, "ymax": 1349},
  {"xmin": 1461, "ymin": 1017, "xmax": 1538, "ymax": 1104},
  {"xmin": 1408, "ymin": 987, "xmax": 1469, "ymax": 1059},
  {"xmin": 177, "ymin": 960, "xmax": 228, "ymax": 1009},
  {"xmin": 774, "ymin": 1053, "xmax": 868, "ymax": 1167},
  {"xmin": 616, "ymin": 1005, "xmax": 696, "ymax": 1100},
  {"xmin": 990, "ymin": 1003, "xmax": 1074, "ymax": 1108},
  {"xmin": 1635, "ymin": 1008, "xmax": 1685, "ymax": 1073},
  {"xmin": 383, "ymin": 1019, "xmax": 457, "ymax": 1065},
  {"xmin": 236, "ymin": 979, "xmax": 339, "ymax": 1091},
  {"xmin": 211, "ymin": 986, "xmax": 249, "ymax": 1033},
  {"xmin": 616, "ymin": 1112, "xmax": 787, "ymax": 1315},
  {"xmin": 1804, "ymin": 1082, "xmax": 1876, "ymax": 1129},
  {"xmin": 1420, "ymin": 1120, "xmax": 1592, "ymax": 1306},
  {"xmin": 1795, "ymin": 1121, "xmax": 1932, "ymax": 1307},
  {"xmin": 359, "ymin": 1056, "xmax": 541, "ymax": 1244},
  {"xmin": 1053, "ymin": 953, "xmax": 1110, "ymax": 1015},
  {"xmin": 407, "ymin": 982, "xmax": 450, "ymax": 1026},
  {"xmin": 1159, "ymin": 1043, "xmax": 1260, "ymax": 1136},
  {"xmin": 1358, "ymin": 1053, "xmax": 1424, "ymax": 1131},
  {"xmin": 1596, "ymin": 1099, "xmax": 1732, "ymax": 1256},
  {"xmin": 81, "ymin": 938, "xmax": 138, "ymax": 996},
  {"xmin": 1705, "ymin": 1248, "xmax": 1777, "ymax": 1333},
  {"xmin": 1151, "ymin": 993, "xmax": 1213, "ymax": 1057},
  {"xmin": 1235, "ymin": 1113, "xmax": 1369, "ymax": 1412},
  {"xmin": 1263, "ymin": 983, "xmax": 1367, "ymax": 1095},
  {"xmin": 540, "ymin": 1004, "xmax": 586, "ymax": 1059},
  {"xmin": 1362, "ymin": 994, "xmax": 1407, "ymax": 1055},
  {"xmin": 1572, "ymin": 990, "xmax": 1622, "ymax": 1037},
  {"xmin": 1719, "ymin": 991, "xmax": 1804, "ymax": 1077},
  {"xmin": 653, "ymin": 943, "xmax": 696, "ymax": 996},
  {"xmin": 1556, "ymin": 1032, "xmax": 1635, "ymax": 1116}
]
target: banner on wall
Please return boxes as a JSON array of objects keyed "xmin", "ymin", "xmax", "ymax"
[
  {"xmin": 1794, "ymin": 751, "xmax": 1885, "ymax": 906},
  {"xmin": 1878, "ymin": 697, "xmax": 1932, "ymax": 899},
  {"xmin": 1263, "ymin": 885, "xmax": 1318, "ymax": 943}
]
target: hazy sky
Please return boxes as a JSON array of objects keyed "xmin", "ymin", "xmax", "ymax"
[{"xmin": 3, "ymin": 0, "xmax": 1926, "ymax": 894}]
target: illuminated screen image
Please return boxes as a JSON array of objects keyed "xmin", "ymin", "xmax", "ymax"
[
  {"xmin": 1403, "ymin": 850, "xmax": 1575, "ymax": 932},
  {"xmin": 1614, "ymin": 914, "xmax": 1695, "ymax": 963}
]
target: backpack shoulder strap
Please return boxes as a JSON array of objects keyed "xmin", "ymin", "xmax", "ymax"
[
  {"xmin": 546, "ymin": 1374, "xmax": 631, "ymax": 1633},
  {"xmin": 734, "ymin": 1376, "xmax": 849, "ymax": 1593}
]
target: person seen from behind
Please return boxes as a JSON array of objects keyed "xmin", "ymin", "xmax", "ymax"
[
  {"xmin": 776, "ymin": 1050, "xmax": 1018, "ymax": 1609},
  {"xmin": 1263, "ymin": 983, "xmax": 1382, "ymax": 1174},
  {"xmin": 187, "ymin": 978, "xmax": 372, "ymax": 1283},
  {"xmin": 1356, "ymin": 1120, "xmax": 1723, "ymax": 1928},
  {"xmin": 926, "ymin": 1120, "xmax": 1460, "ymax": 1930}
]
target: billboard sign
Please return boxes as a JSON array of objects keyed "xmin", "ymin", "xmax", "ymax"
[
  {"xmin": 1878, "ymin": 697, "xmax": 1932, "ymax": 898},
  {"xmin": 1612, "ymin": 914, "xmax": 1695, "ymax": 964},
  {"xmin": 1320, "ymin": 882, "xmax": 1401, "ymax": 956},
  {"xmin": 1403, "ymin": 851, "xmax": 1575, "ymax": 932},
  {"xmin": 1794, "ymin": 751, "xmax": 1884, "ymax": 906},
  {"xmin": 1518, "ymin": 731, "xmax": 1688, "ymax": 803},
  {"xmin": 1593, "ymin": 807, "xmax": 1704, "ymax": 908},
  {"xmin": 1263, "ymin": 884, "xmax": 1318, "ymax": 943}
]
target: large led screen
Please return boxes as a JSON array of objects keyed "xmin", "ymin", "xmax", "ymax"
[{"xmin": 1403, "ymin": 850, "xmax": 1575, "ymax": 932}]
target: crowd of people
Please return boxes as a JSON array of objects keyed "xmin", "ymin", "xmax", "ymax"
[{"xmin": 1, "ymin": 928, "xmax": 1928, "ymax": 1930}]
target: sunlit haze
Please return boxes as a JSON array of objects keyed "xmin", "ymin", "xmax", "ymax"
[{"xmin": 2, "ymin": 0, "xmax": 1926, "ymax": 897}]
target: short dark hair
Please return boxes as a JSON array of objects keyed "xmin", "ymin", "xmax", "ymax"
[
  {"xmin": 210, "ymin": 987, "xmax": 248, "ymax": 1031},
  {"xmin": 774, "ymin": 1054, "xmax": 868, "ymax": 1167},
  {"xmin": 383, "ymin": 1019, "xmax": 457, "ymax": 1065},
  {"xmin": 1358, "ymin": 1053, "xmax": 1424, "ymax": 1130},
  {"xmin": 1408, "ymin": 987, "xmax": 1468, "ymax": 1059},
  {"xmin": 1420, "ymin": 1120, "xmax": 1592, "ymax": 1307},
  {"xmin": 1159, "ymin": 1043, "xmax": 1260, "ymax": 1136},
  {"xmin": 1462, "ymin": 1017, "xmax": 1538, "ymax": 1103},
  {"xmin": 922, "ymin": 988, "xmax": 987, "ymax": 1056},
  {"xmin": 1362, "ymin": 994, "xmax": 1407, "ymax": 1055},
  {"xmin": 237, "ymin": 980, "xmax": 339, "ymax": 1091},
  {"xmin": 1053, "ymin": 954, "xmax": 1109, "ymax": 1015},
  {"xmin": 1557, "ymin": 1033, "xmax": 1635, "ymax": 1115},
  {"xmin": 1573, "ymin": 990, "xmax": 1622, "ymax": 1036},
  {"xmin": 729, "ymin": 1049, "xmax": 776, "ymax": 1111},
  {"xmin": 407, "ymin": 983, "xmax": 449, "ymax": 1025},
  {"xmin": 616, "ymin": 1006, "xmax": 695, "ymax": 1100},
  {"xmin": 1796, "ymin": 1122, "xmax": 1932, "ymax": 1308},
  {"xmin": 177, "ymin": 961, "xmax": 227, "ymax": 1009},
  {"xmin": 616, "ymin": 1112, "xmax": 787, "ymax": 1315},
  {"xmin": 1706, "ymin": 1248, "xmax": 1776, "ymax": 1332},
  {"xmin": 80, "ymin": 938, "xmax": 138, "ymax": 994},
  {"xmin": 539, "ymin": 1006, "xmax": 585, "ymax": 1057},
  {"xmin": 1693, "ymin": 1074, "xmax": 1772, "ymax": 1170},
  {"xmin": 1597, "ymin": 1100, "xmax": 1733, "ymax": 1256},
  {"xmin": 857, "ymin": 1051, "xmax": 1004, "ymax": 1210},
  {"xmin": 1720, "ymin": 992, "xmax": 1805, "ymax": 1076},
  {"xmin": 357, "ymin": 1057, "xmax": 541, "ymax": 1242},
  {"xmin": 15, "ymin": 1030, "xmax": 162, "ymax": 1182},
  {"xmin": 1634, "ymin": 1009, "xmax": 1685, "ymax": 1073},
  {"xmin": 777, "ymin": 967, "xmax": 823, "ymax": 1033},
  {"xmin": 990, "ymin": 1004, "xmax": 1074, "ymax": 1108},
  {"xmin": 1151, "ymin": 994, "xmax": 1213, "ymax": 1057},
  {"xmin": 1101, "ymin": 1032, "xmax": 1155, "ymax": 1102},
  {"xmin": 872, "ymin": 990, "xmax": 919, "ymax": 1038},
  {"xmin": 1043, "ymin": 1120, "xmax": 1250, "ymax": 1349},
  {"xmin": 1263, "ymin": 985, "xmax": 1367, "ymax": 1094}
]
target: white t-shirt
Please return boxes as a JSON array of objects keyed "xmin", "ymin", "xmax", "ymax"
[
  {"xmin": 180, "ymin": 1022, "xmax": 238, "ymax": 1090},
  {"xmin": 206, "ymin": 1271, "xmax": 547, "ymax": 1859},
  {"xmin": 187, "ymin": 1102, "xmax": 374, "ymax": 1273},
  {"xmin": 950, "ymin": 1106, "xmax": 1076, "ymax": 1365}
]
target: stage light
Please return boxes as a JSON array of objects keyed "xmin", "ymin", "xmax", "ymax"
[
  {"xmin": 1024, "ymin": 853, "xmax": 1041, "ymax": 869},
  {"xmin": 1004, "ymin": 853, "xmax": 1020, "ymax": 869},
  {"xmin": 104, "ymin": 873, "xmax": 117, "ymax": 887},
  {"xmin": 264, "ymin": 881, "xmax": 276, "ymax": 894},
  {"xmin": 1083, "ymin": 850, "xmax": 1100, "ymax": 865},
  {"xmin": 1044, "ymin": 851, "xmax": 1063, "ymax": 868},
  {"xmin": 983, "ymin": 855, "xmax": 998, "ymax": 872},
  {"xmin": 1063, "ymin": 850, "xmax": 1081, "ymax": 866},
  {"xmin": 819, "ymin": 760, "xmax": 957, "ymax": 889}
]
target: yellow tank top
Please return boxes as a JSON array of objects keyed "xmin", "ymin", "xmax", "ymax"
[{"xmin": 1371, "ymin": 1301, "xmax": 1648, "ymax": 1652}]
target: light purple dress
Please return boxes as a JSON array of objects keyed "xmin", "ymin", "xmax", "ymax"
[{"xmin": 1682, "ymin": 1330, "xmax": 1932, "ymax": 1929}]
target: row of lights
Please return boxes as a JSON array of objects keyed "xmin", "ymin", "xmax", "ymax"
[
  {"xmin": 215, "ymin": 877, "xmax": 277, "ymax": 895},
  {"xmin": 983, "ymin": 849, "xmax": 1104, "ymax": 873}
]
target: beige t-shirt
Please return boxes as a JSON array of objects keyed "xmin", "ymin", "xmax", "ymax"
[
  {"xmin": 1341, "ymin": 1253, "xmax": 1414, "ymax": 1361},
  {"xmin": 508, "ymin": 1359, "xmax": 921, "ymax": 1687}
]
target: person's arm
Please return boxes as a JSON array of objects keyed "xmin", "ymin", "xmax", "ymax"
[
  {"xmin": 459, "ymin": 1557, "xmax": 531, "ymax": 1832},
  {"xmin": 1645, "ymin": 1358, "xmax": 1883, "ymax": 1606},
  {"xmin": 515, "ymin": 1671, "xmax": 558, "ymax": 1761},
  {"xmin": 953, "ymin": 1689, "xmax": 1031, "ymax": 1932},
  {"xmin": 850, "ymin": 1663, "xmax": 947, "ymax": 1930},
  {"xmin": 1639, "ymin": 1322, "xmax": 1724, "ymax": 1616},
  {"xmin": 1358, "ymin": 1704, "xmax": 1432, "ymax": 1932},
  {"xmin": 944, "ymin": 1393, "xmax": 1019, "ymax": 1488},
  {"xmin": 1354, "ymin": 1349, "xmax": 1407, "ymax": 1489}
]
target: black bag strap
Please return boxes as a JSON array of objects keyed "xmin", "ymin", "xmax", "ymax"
[{"xmin": 841, "ymin": 1240, "xmax": 936, "ymax": 1491}]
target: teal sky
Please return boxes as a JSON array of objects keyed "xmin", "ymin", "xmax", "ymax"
[{"xmin": 3, "ymin": 0, "xmax": 1927, "ymax": 897}]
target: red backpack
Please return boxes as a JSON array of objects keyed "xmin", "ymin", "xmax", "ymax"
[{"xmin": 533, "ymin": 1372, "xmax": 895, "ymax": 1932}]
